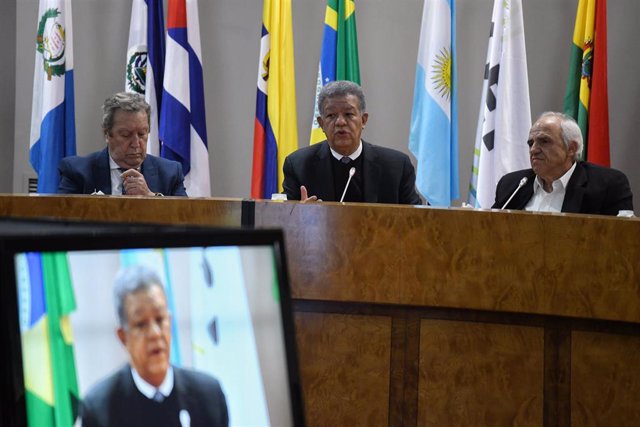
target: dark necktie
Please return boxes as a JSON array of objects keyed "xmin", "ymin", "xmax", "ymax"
[
  {"xmin": 118, "ymin": 168, "xmax": 128, "ymax": 195},
  {"xmin": 340, "ymin": 156, "xmax": 352, "ymax": 164},
  {"xmin": 152, "ymin": 390, "xmax": 164, "ymax": 402}
]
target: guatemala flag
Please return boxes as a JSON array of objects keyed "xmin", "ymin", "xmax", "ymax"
[
  {"xmin": 408, "ymin": 0, "xmax": 458, "ymax": 207},
  {"xmin": 29, "ymin": 0, "xmax": 76, "ymax": 194},
  {"xmin": 159, "ymin": 0, "xmax": 211, "ymax": 197},
  {"xmin": 125, "ymin": 0, "xmax": 165, "ymax": 156}
]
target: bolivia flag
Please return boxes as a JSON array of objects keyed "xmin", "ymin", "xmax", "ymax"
[{"xmin": 563, "ymin": 0, "xmax": 609, "ymax": 166}]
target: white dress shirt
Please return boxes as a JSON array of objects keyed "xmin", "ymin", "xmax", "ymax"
[{"xmin": 525, "ymin": 162, "xmax": 577, "ymax": 213}]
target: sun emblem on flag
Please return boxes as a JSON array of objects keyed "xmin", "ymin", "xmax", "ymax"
[
  {"xmin": 36, "ymin": 8, "xmax": 66, "ymax": 80},
  {"xmin": 431, "ymin": 47, "xmax": 452, "ymax": 100}
]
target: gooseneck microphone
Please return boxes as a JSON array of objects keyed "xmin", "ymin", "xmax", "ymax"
[
  {"xmin": 500, "ymin": 177, "xmax": 528, "ymax": 210},
  {"xmin": 339, "ymin": 167, "xmax": 356, "ymax": 203}
]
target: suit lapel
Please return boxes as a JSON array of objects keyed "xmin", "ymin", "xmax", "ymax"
[
  {"xmin": 362, "ymin": 142, "xmax": 380, "ymax": 203},
  {"xmin": 313, "ymin": 143, "xmax": 336, "ymax": 201},
  {"xmin": 141, "ymin": 157, "xmax": 159, "ymax": 193},
  {"xmin": 562, "ymin": 162, "xmax": 586, "ymax": 213},
  {"xmin": 97, "ymin": 149, "xmax": 113, "ymax": 194}
]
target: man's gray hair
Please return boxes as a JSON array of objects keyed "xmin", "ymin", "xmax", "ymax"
[
  {"xmin": 538, "ymin": 111, "xmax": 584, "ymax": 161},
  {"xmin": 113, "ymin": 265, "xmax": 165, "ymax": 328},
  {"xmin": 102, "ymin": 92, "xmax": 151, "ymax": 134},
  {"xmin": 318, "ymin": 80, "xmax": 366, "ymax": 116}
]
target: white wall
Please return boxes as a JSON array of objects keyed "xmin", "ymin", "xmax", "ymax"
[{"xmin": 10, "ymin": 0, "xmax": 640, "ymax": 211}]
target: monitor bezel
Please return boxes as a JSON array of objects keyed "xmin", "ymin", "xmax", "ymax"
[{"xmin": 0, "ymin": 224, "xmax": 305, "ymax": 427}]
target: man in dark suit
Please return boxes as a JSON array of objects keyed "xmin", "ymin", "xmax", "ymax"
[
  {"xmin": 283, "ymin": 81, "xmax": 422, "ymax": 205},
  {"xmin": 492, "ymin": 112, "xmax": 633, "ymax": 215},
  {"xmin": 58, "ymin": 92, "xmax": 187, "ymax": 196},
  {"xmin": 80, "ymin": 266, "xmax": 228, "ymax": 427}
]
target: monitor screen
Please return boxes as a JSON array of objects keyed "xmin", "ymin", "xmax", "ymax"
[{"xmin": 1, "ymin": 226, "xmax": 304, "ymax": 427}]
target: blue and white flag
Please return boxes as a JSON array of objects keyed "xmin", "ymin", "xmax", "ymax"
[
  {"xmin": 159, "ymin": 0, "xmax": 211, "ymax": 197},
  {"xmin": 125, "ymin": 0, "xmax": 165, "ymax": 156},
  {"xmin": 408, "ymin": 0, "xmax": 458, "ymax": 207},
  {"xmin": 468, "ymin": 0, "xmax": 531, "ymax": 208},
  {"xmin": 29, "ymin": 0, "xmax": 76, "ymax": 194}
]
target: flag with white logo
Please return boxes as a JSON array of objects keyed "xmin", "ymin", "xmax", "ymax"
[
  {"xmin": 408, "ymin": 0, "xmax": 458, "ymax": 207},
  {"xmin": 468, "ymin": 0, "xmax": 531, "ymax": 208},
  {"xmin": 29, "ymin": 0, "xmax": 76, "ymax": 193},
  {"xmin": 159, "ymin": 0, "xmax": 210, "ymax": 197}
]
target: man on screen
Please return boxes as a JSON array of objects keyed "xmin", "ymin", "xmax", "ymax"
[
  {"xmin": 58, "ymin": 92, "xmax": 187, "ymax": 196},
  {"xmin": 80, "ymin": 265, "xmax": 228, "ymax": 427},
  {"xmin": 282, "ymin": 80, "xmax": 422, "ymax": 204},
  {"xmin": 492, "ymin": 112, "xmax": 633, "ymax": 215}
]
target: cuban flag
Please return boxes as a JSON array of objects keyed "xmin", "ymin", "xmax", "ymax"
[
  {"xmin": 159, "ymin": 0, "xmax": 210, "ymax": 197},
  {"xmin": 408, "ymin": 0, "xmax": 458, "ymax": 207},
  {"xmin": 29, "ymin": 0, "xmax": 76, "ymax": 194},
  {"xmin": 125, "ymin": 0, "xmax": 165, "ymax": 156}
]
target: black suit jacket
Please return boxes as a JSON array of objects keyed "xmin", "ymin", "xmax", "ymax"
[
  {"xmin": 80, "ymin": 365, "xmax": 228, "ymax": 427},
  {"xmin": 58, "ymin": 148, "xmax": 188, "ymax": 196},
  {"xmin": 492, "ymin": 162, "xmax": 633, "ymax": 215},
  {"xmin": 282, "ymin": 141, "xmax": 422, "ymax": 204}
]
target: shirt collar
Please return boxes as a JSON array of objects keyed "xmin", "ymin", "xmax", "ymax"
[
  {"xmin": 131, "ymin": 365, "xmax": 174, "ymax": 399},
  {"xmin": 109, "ymin": 155, "xmax": 141, "ymax": 172},
  {"xmin": 329, "ymin": 141, "xmax": 363, "ymax": 161},
  {"xmin": 109, "ymin": 155, "xmax": 121, "ymax": 170},
  {"xmin": 533, "ymin": 162, "xmax": 577, "ymax": 194}
]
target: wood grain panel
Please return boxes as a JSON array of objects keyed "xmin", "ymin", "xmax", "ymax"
[
  {"xmin": 572, "ymin": 331, "xmax": 640, "ymax": 426},
  {"xmin": 294, "ymin": 312, "xmax": 392, "ymax": 427},
  {"xmin": 256, "ymin": 201, "xmax": 640, "ymax": 323},
  {"xmin": 0, "ymin": 194, "xmax": 242, "ymax": 226},
  {"xmin": 418, "ymin": 319, "xmax": 543, "ymax": 426}
]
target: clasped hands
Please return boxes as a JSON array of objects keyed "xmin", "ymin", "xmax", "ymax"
[{"xmin": 120, "ymin": 169, "xmax": 154, "ymax": 196}]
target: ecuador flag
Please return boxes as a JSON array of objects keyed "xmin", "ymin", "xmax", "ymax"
[{"xmin": 251, "ymin": 0, "xmax": 299, "ymax": 199}]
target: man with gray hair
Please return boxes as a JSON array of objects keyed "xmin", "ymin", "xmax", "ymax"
[
  {"xmin": 58, "ymin": 92, "xmax": 187, "ymax": 196},
  {"xmin": 283, "ymin": 80, "xmax": 422, "ymax": 204},
  {"xmin": 492, "ymin": 112, "xmax": 633, "ymax": 215},
  {"xmin": 80, "ymin": 265, "xmax": 228, "ymax": 427}
]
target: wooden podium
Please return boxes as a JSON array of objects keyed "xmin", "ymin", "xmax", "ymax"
[{"xmin": 1, "ymin": 195, "xmax": 639, "ymax": 426}]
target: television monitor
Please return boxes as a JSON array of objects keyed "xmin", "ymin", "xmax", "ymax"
[{"xmin": 0, "ymin": 223, "xmax": 304, "ymax": 427}]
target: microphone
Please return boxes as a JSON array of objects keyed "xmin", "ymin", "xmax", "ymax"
[
  {"xmin": 339, "ymin": 167, "xmax": 356, "ymax": 203},
  {"xmin": 500, "ymin": 177, "xmax": 528, "ymax": 210}
]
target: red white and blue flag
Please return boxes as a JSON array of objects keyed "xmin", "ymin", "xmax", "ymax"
[{"xmin": 159, "ymin": 0, "xmax": 210, "ymax": 197}]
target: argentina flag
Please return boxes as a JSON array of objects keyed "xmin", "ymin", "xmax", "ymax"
[
  {"xmin": 408, "ymin": 0, "xmax": 458, "ymax": 207},
  {"xmin": 159, "ymin": 0, "xmax": 211, "ymax": 197},
  {"xmin": 29, "ymin": 0, "xmax": 76, "ymax": 194},
  {"xmin": 125, "ymin": 0, "xmax": 165, "ymax": 156}
]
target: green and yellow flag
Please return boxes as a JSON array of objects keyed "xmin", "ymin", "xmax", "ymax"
[
  {"xmin": 19, "ymin": 252, "xmax": 79, "ymax": 426},
  {"xmin": 309, "ymin": 0, "xmax": 360, "ymax": 144},
  {"xmin": 563, "ymin": 0, "xmax": 609, "ymax": 165}
]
